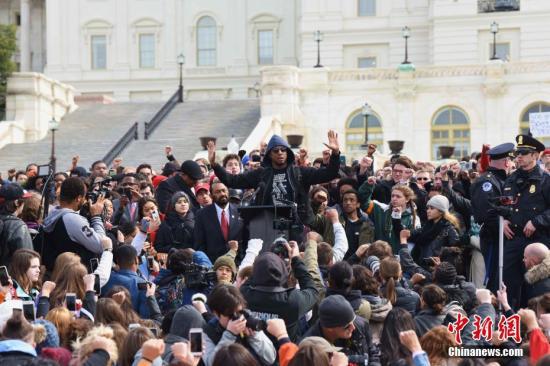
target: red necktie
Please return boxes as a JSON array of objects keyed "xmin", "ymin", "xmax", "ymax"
[{"xmin": 221, "ymin": 210, "xmax": 229, "ymax": 242}]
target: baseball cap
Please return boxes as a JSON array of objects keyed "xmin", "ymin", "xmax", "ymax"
[
  {"xmin": 0, "ymin": 184, "xmax": 32, "ymax": 202},
  {"xmin": 299, "ymin": 336, "xmax": 342, "ymax": 353},
  {"xmin": 195, "ymin": 182, "xmax": 210, "ymax": 194},
  {"xmin": 162, "ymin": 162, "xmax": 179, "ymax": 176},
  {"xmin": 180, "ymin": 160, "xmax": 204, "ymax": 181}
]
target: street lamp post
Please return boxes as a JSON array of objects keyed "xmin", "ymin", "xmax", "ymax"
[
  {"xmin": 490, "ymin": 22, "xmax": 499, "ymax": 60},
  {"xmin": 360, "ymin": 102, "xmax": 374, "ymax": 148},
  {"xmin": 177, "ymin": 53, "xmax": 185, "ymax": 102},
  {"xmin": 314, "ymin": 30, "xmax": 323, "ymax": 68},
  {"xmin": 402, "ymin": 26, "xmax": 411, "ymax": 65},
  {"xmin": 49, "ymin": 117, "xmax": 59, "ymax": 173}
]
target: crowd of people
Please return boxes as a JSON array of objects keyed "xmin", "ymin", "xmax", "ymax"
[{"xmin": 0, "ymin": 129, "xmax": 548, "ymax": 366}]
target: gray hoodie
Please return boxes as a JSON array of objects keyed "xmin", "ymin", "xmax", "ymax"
[{"xmin": 42, "ymin": 207, "xmax": 105, "ymax": 254}]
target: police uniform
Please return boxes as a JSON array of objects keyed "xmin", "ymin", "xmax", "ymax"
[
  {"xmin": 502, "ymin": 135, "xmax": 550, "ymax": 309},
  {"xmin": 470, "ymin": 143, "xmax": 514, "ymax": 293}
]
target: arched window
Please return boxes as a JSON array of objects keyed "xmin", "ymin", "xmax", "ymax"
[
  {"xmin": 431, "ymin": 106, "xmax": 470, "ymax": 159},
  {"xmin": 346, "ymin": 110, "xmax": 383, "ymax": 155},
  {"xmin": 519, "ymin": 102, "xmax": 550, "ymax": 146},
  {"xmin": 196, "ymin": 16, "xmax": 217, "ymax": 66}
]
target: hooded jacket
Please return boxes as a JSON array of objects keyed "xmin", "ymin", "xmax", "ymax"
[
  {"xmin": 0, "ymin": 339, "xmax": 58, "ymax": 366},
  {"xmin": 213, "ymin": 134, "xmax": 340, "ymax": 225},
  {"xmin": 155, "ymin": 209, "xmax": 195, "ymax": 253},
  {"xmin": 39, "ymin": 207, "xmax": 105, "ymax": 271},
  {"xmin": 0, "ymin": 213, "xmax": 33, "ymax": 266},
  {"xmin": 363, "ymin": 295, "xmax": 392, "ymax": 345},
  {"xmin": 240, "ymin": 252, "xmax": 320, "ymax": 341},
  {"xmin": 523, "ymin": 253, "xmax": 550, "ymax": 304}
]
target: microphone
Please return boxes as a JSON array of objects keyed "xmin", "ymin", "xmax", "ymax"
[{"xmin": 242, "ymin": 182, "xmax": 265, "ymax": 207}]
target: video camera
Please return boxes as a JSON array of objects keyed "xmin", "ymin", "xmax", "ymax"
[
  {"xmin": 231, "ymin": 309, "xmax": 267, "ymax": 332},
  {"xmin": 86, "ymin": 178, "xmax": 112, "ymax": 203},
  {"xmin": 181, "ymin": 263, "xmax": 217, "ymax": 289}
]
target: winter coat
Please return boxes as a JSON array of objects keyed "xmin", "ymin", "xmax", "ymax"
[
  {"xmin": 358, "ymin": 181, "xmax": 420, "ymax": 254},
  {"xmin": 410, "ymin": 218, "xmax": 460, "ymax": 263},
  {"xmin": 414, "ymin": 308, "xmax": 446, "ymax": 337},
  {"xmin": 0, "ymin": 214, "xmax": 33, "ymax": 266},
  {"xmin": 325, "ymin": 288, "xmax": 371, "ymax": 321},
  {"xmin": 240, "ymin": 254, "xmax": 320, "ymax": 341},
  {"xmin": 380, "ymin": 278, "xmax": 420, "ymax": 315},
  {"xmin": 213, "ymin": 134, "xmax": 340, "ymax": 226},
  {"xmin": 363, "ymin": 295, "xmax": 392, "ymax": 345},
  {"xmin": 303, "ymin": 317, "xmax": 381, "ymax": 366},
  {"xmin": 523, "ymin": 253, "xmax": 550, "ymax": 304},
  {"xmin": 0, "ymin": 339, "xmax": 58, "ymax": 366},
  {"xmin": 437, "ymin": 276, "xmax": 477, "ymax": 313},
  {"xmin": 155, "ymin": 211, "xmax": 195, "ymax": 253}
]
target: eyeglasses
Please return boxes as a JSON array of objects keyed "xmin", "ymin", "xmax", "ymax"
[
  {"xmin": 515, "ymin": 150, "xmax": 532, "ymax": 156},
  {"xmin": 271, "ymin": 148, "xmax": 287, "ymax": 154},
  {"xmin": 314, "ymin": 195, "xmax": 328, "ymax": 202},
  {"xmin": 417, "ymin": 177, "xmax": 430, "ymax": 181}
]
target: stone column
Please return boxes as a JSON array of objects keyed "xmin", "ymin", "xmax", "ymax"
[{"xmin": 20, "ymin": 0, "xmax": 31, "ymax": 71}]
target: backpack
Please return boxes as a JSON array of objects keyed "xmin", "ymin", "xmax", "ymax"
[{"xmin": 155, "ymin": 274, "xmax": 187, "ymax": 313}]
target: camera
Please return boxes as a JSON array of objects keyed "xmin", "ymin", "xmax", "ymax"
[
  {"xmin": 181, "ymin": 263, "xmax": 217, "ymax": 289},
  {"xmin": 348, "ymin": 354, "xmax": 369, "ymax": 365},
  {"xmin": 271, "ymin": 237, "xmax": 289, "ymax": 260},
  {"xmin": 232, "ymin": 309, "xmax": 267, "ymax": 332},
  {"xmin": 87, "ymin": 178, "xmax": 112, "ymax": 203}
]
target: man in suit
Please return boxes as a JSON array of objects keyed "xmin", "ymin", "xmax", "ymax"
[
  {"xmin": 193, "ymin": 181, "xmax": 243, "ymax": 262},
  {"xmin": 155, "ymin": 160, "xmax": 203, "ymax": 214},
  {"xmin": 112, "ymin": 174, "xmax": 140, "ymax": 226}
]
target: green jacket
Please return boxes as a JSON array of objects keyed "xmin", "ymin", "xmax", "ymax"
[
  {"xmin": 358, "ymin": 181, "xmax": 420, "ymax": 254},
  {"xmin": 309, "ymin": 212, "xmax": 374, "ymax": 247}
]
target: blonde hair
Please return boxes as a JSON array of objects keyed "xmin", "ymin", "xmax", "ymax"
[
  {"xmin": 420, "ymin": 326, "xmax": 457, "ymax": 366},
  {"xmin": 73, "ymin": 325, "xmax": 118, "ymax": 365},
  {"xmin": 391, "ymin": 185, "xmax": 417, "ymax": 228},
  {"xmin": 443, "ymin": 211, "xmax": 460, "ymax": 230},
  {"xmin": 51, "ymin": 252, "xmax": 81, "ymax": 282},
  {"xmin": 45, "ymin": 307, "xmax": 73, "ymax": 347}
]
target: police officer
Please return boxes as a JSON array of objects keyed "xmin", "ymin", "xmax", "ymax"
[
  {"xmin": 470, "ymin": 143, "xmax": 514, "ymax": 293},
  {"xmin": 502, "ymin": 135, "xmax": 550, "ymax": 309}
]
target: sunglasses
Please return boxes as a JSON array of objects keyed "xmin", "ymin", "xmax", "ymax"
[
  {"xmin": 272, "ymin": 148, "xmax": 287, "ymax": 153},
  {"xmin": 417, "ymin": 177, "xmax": 430, "ymax": 181},
  {"xmin": 515, "ymin": 150, "xmax": 532, "ymax": 156}
]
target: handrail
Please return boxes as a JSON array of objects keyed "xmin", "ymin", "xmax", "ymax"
[
  {"xmin": 144, "ymin": 87, "xmax": 182, "ymax": 140},
  {"xmin": 102, "ymin": 122, "xmax": 139, "ymax": 165}
]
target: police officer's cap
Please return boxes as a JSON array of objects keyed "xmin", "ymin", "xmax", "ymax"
[
  {"xmin": 515, "ymin": 134, "xmax": 545, "ymax": 153},
  {"xmin": 487, "ymin": 143, "xmax": 515, "ymax": 160}
]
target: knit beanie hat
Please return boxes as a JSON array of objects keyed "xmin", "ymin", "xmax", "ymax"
[
  {"xmin": 434, "ymin": 262, "xmax": 457, "ymax": 286},
  {"xmin": 213, "ymin": 255, "xmax": 237, "ymax": 276},
  {"xmin": 319, "ymin": 295, "xmax": 356, "ymax": 328},
  {"xmin": 34, "ymin": 319, "xmax": 59, "ymax": 353},
  {"xmin": 427, "ymin": 195, "xmax": 449, "ymax": 213}
]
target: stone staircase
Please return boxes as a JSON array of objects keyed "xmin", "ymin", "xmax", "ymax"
[
  {"xmin": 119, "ymin": 100, "xmax": 261, "ymax": 170},
  {"xmin": 0, "ymin": 102, "xmax": 162, "ymax": 175}
]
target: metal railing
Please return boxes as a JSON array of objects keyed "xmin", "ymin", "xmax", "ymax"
[
  {"xmin": 478, "ymin": 0, "xmax": 519, "ymax": 13},
  {"xmin": 144, "ymin": 86, "xmax": 182, "ymax": 140},
  {"xmin": 102, "ymin": 122, "xmax": 138, "ymax": 166}
]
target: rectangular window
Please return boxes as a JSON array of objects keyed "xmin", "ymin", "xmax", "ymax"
[
  {"xmin": 197, "ymin": 26, "xmax": 216, "ymax": 66},
  {"xmin": 15, "ymin": 13, "xmax": 21, "ymax": 26},
  {"xmin": 489, "ymin": 43, "xmax": 510, "ymax": 61},
  {"xmin": 358, "ymin": 0, "xmax": 376, "ymax": 16},
  {"xmin": 358, "ymin": 57, "xmax": 377, "ymax": 68},
  {"xmin": 139, "ymin": 34, "xmax": 155, "ymax": 68},
  {"xmin": 258, "ymin": 30, "xmax": 274, "ymax": 65},
  {"xmin": 91, "ymin": 35, "xmax": 107, "ymax": 70}
]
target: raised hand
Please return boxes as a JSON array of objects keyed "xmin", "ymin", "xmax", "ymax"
[
  {"xmin": 323, "ymin": 130, "xmax": 340, "ymax": 154},
  {"xmin": 207, "ymin": 140, "xmax": 216, "ymax": 165}
]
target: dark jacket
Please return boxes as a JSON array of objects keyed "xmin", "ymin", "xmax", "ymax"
[
  {"xmin": 0, "ymin": 214, "xmax": 33, "ymax": 266},
  {"xmin": 502, "ymin": 165, "xmax": 550, "ymax": 243},
  {"xmin": 240, "ymin": 254, "xmax": 319, "ymax": 341},
  {"xmin": 414, "ymin": 308, "xmax": 446, "ymax": 337},
  {"xmin": 410, "ymin": 218, "xmax": 460, "ymax": 263},
  {"xmin": 380, "ymin": 278, "xmax": 420, "ymax": 315},
  {"xmin": 155, "ymin": 175, "xmax": 199, "ymax": 214},
  {"xmin": 193, "ymin": 203, "xmax": 243, "ymax": 262},
  {"xmin": 0, "ymin": 339, "xmax": 59, "ymax": 366},
  {"xmin": 372, "ymin": 179, "xmax": 428, "ymax": 224},
  {"xmin": 523, "ymin": 253, "xmax": 550, "ymax": 304},
  {"xmin": 155, "ymin": 211, "xmax": 195, "ymax": 253},
  {"xmin": 213, "ymin": 134, "xmax": 340, "ymax": 225},
  {"xmin": 325, "ymin": 288, "xmax": 371, "ymax": 320},
  {"xmin": 437, "ymin": 276, "xmax": 477, "ymax": 313},
  {"xmin": 303, "ymin": 317, "xmax": 381, "ymax": 366}
]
